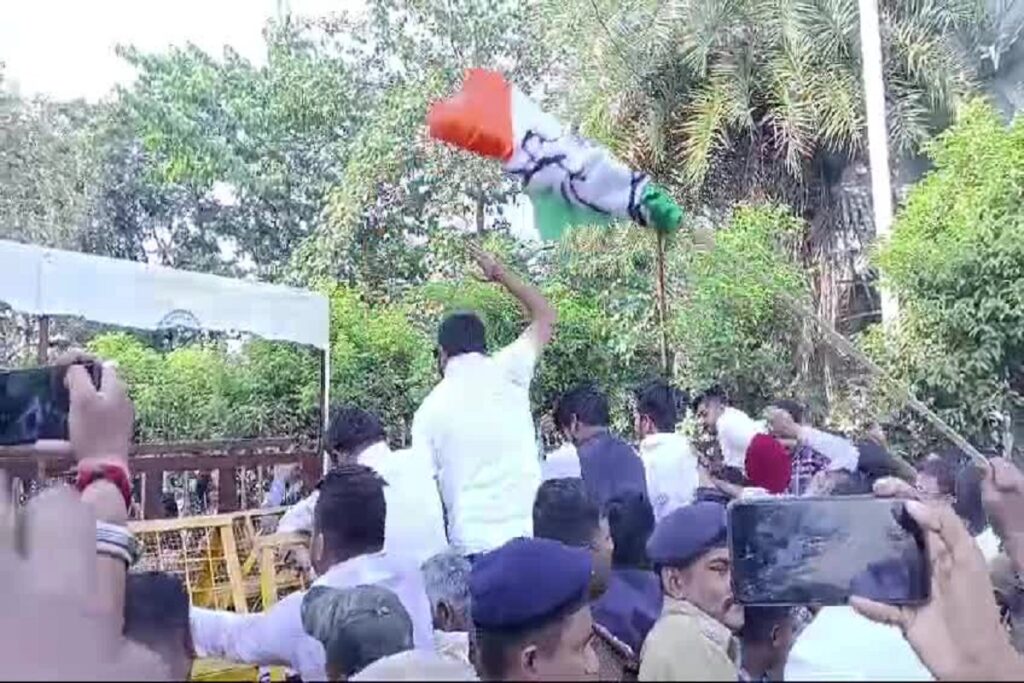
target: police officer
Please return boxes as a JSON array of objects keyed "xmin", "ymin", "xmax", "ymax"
[
  {"xmin": 640, "ymin": 502, "xmax": 743, "ymax": 681},
  {"xmin": 470, "ymin": 537, "xmax": 600, "ymax": 681}
]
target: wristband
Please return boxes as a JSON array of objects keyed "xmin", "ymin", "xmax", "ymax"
[
  {"xmin": 96, "ymin": 520, "xmax": 140, "ymax": 566},
  {"xmin": 75, "ymin": 463, "xmax": 132, "ymax": 511}
]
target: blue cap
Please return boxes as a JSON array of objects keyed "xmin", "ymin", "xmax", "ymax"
[
  {"xmin": 646, "ymin": 501, "xmax": 727, "ymax": 567},
  {"xmin": 470, "ymin": 537, "xmax": 592, "ymax": 632}
]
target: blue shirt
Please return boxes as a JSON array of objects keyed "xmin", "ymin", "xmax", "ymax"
[
  {"xmin": 577, "ymin": 430, "xmax": 648, "ymax": 510},
  {"xmin": 592, "ymin": 568, "xmax": 663, "ymax": 654}
]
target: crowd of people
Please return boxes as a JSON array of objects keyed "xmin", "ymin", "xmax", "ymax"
[{"xmin": 4, "ymin": 246, "xmax": 1024, "ymax": 681}]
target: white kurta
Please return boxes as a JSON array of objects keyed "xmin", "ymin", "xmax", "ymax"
[
  {"xmin": 714, "ymin": 406, "xmax": 764, "ymax": 471},
  {"xmin": 412, "ymin": 335, "xmax": 542, "ymax": 555},
  {"xmin": 190, "ymin": 551, "xmax": 434, "ymax": 681},
  {"xmin": 785, "ymin": 606, "xmax": 932, "ymax": 681},
  {"xmin": 276, "ymin": 442, "xmax": 448, "ymax": 568},
  {"xmin": 638, "ymin": 432, "xmax": 699, "ymax": 521}
]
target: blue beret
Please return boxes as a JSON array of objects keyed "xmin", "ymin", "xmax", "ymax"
[
  {"xmin": 470, "ymin": 537, "xmax": 592, "ymax": 631},
  {"xmin": 647, "ymin": 501, "xmax": 727, "ymax": 567}
]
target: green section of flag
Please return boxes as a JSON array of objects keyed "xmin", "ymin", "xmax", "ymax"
[
  {"xmin": 529, "ymin": 183, "xmax": 684, "ymax": 242},
  {"xmin": 642, "ymin": 184, "xmax": 684, "ymax": 233},
  {"xmin": 530, "ymin": 189, "xmax": 616, "ymax": 242}
]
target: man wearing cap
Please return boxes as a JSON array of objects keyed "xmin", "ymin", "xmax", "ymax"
[
  {"xmin": 639, "ymin": 502, "xmax": 743, "ymax": 681},
  {"xmin": 470, "ymin": 537, "xmax": 600, "ymax": 681}
]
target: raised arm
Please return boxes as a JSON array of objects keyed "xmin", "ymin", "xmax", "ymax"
[{"xmin": 469, "ymin": 243, "xmax": 556, "ymax": 349}]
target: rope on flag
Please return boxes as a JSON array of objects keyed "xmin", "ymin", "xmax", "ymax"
[{"xmin": 428, "ymin": 68, "xmax": 684, "ymax": 241}]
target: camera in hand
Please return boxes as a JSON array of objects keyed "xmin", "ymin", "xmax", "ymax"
[
  {"xmin": 728, "ymin": 495, "xmax": 930, "ymax": 606},
  {"xmin": 0, "ymin": 363, "xmax": 101, "ymax": 446}
]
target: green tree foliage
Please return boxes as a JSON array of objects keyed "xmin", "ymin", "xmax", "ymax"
[
  {"xmin": 0, "ymin": 93, "xmax": 101, "ymax": 250},
  {"xmin": 671, "ymin": 204, "xmax": 809, "ymax": 408},
  {"xmin": 872, "ymin": 100, "xmax": 1024, "ymax": 450},
  {"xmin": 543, "ymin": 0, "xmax": 985, "ymax": 186},
  {"xmin": 110, "ymin": 24, "xmax": 368, "ymax": 278}
]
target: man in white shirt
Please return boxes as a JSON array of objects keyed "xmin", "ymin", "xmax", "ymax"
[
  {"xmin": 785, "ymin": 606, "xmax": 932, "ymax": 681},
  {"xmin": 412, "ymin": 245, "xmax": 555, "ymax": 556},
  {"xmin": 633, "ymin": 379, "xmax": 698, "ymax": 521},
  {"xmin": 694, "ymin": 386, "xmax": 793, "ymax": 494},
  {"xmin": 190, "ymin": 464, "xmax": 434, "ymax": 681},
  {"xmin": 276, "ymin": 406, "xmax": 447, "ymax": 568}
]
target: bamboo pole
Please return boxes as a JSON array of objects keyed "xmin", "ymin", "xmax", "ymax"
[
  {"xmin": 777, "ymin": 292, "xmax": 987, "ymax": 467},
  {"xmin": 655, "ymin": 231, "xmax": 670, "ymax": 375}
]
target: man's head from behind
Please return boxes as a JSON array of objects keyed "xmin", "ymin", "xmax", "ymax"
[
  {"xmin": 769, "ymin": 399, "xmax": 805, "ymax": 425},
  {"xmin": 471, "ymin": 538, "xmax": 599, "ymax": 681},
  {"xmin": 605, "ymin": 492, "xmax": 655, "ymax": 570},
  {"xmin": 647, "ymin": 502, "xmax": 743, "ymax": 632},
  {"xmin": 421, "ymin": 551, "xmax": 472, "ymax": 633},
  {"xmin": 327, "ymin": 406, "xmax": 387, "ymax": 464},
  {"xmin": 917, "ymin": 454, "xmax": 956, "ymax": 502},
  {"xmin": 554, "ymin": 385, "xmax": 610, "ymax": 445},
  {"xmin": 692, "ymin": 384, "xmax": 728, "ymax": 433},
  {"xmin": 302, "ymin": 585, "xmax": 413, "ymax": 681},
  {"xmin": 437, "ymin": 311, "xmax": 488, "ymax": 374},
  {"xmin": 533, "ymin": 478, "xmax": 613, "ymax": 594},
  {"xmin": 740, "ymin": 606, "xmax": 795, "ymax": 678},
  {"xmin": 123, "ymin": 572, "xmax": 193, "ymax": 681},
  {"xmin": 633, "ymin": 379, "xmax": 682, "ymax": 439},
  {"xmin": 312, "ymin": 464, "xmax": 387, "ymax": 574}
]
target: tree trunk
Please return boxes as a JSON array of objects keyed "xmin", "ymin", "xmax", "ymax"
[{"xmin": 475, "ymin": 190, "xmax": 486, "ymax": 234}]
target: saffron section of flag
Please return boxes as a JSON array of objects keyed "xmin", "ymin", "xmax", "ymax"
[{"xmin": 428, "ymin": 69, "xmax": 684, "ymax": 240}]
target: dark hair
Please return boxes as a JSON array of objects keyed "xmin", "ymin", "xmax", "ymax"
[
  {"xmin": 855, "ymin": 441, "xmax": 903, "ymax": 481},
  {"xmin": 606, "ymin": 492, "xmax": 655, "ymax": 568},
  {"xmin": 476, "ymin": 613, "xmax": 568, "ymax": 680},
  {"xmin": 555, "ymin": 385, "xmax": 610, "ymax": 429},
  {"xmin": 829, "ymin": 470, "xmax": 876, "ymax": 496},
  {"xmin": 327, "ymin": 406, "xmax": 386, "ymax": 457},
  {"xmin": 161, "ymin": 493, "xmax": 179, "ymax": 518},
  {"xmin": 533, "ymin": 478, "xmax": 601, "ymax": 548},
  {"xmin": 634, "ymin": 379, "xmax": 681, "ymax": 433},
  {"xmin": 124, "ymin": 572, "xmax": 191, "ymax": 671},
  {"xmin": 954, "ymin": 463, "xmax": 988, "ymax": 535},
  {"xmin": 741, "ymin": 606, "xmax": 793, "ymax": 645},
  {"xmin": 315, "ymin": 463, "xmax": 387, "ymax": 556},
  {"xmin": 691, "ymin": 383, "xmax": 728, "ymax": 412},
  {"xmin": 919, "ymin": 456, "xmax": 956, "ymax": 497},
  {"xmin": 770, "ymin": 399, "xmax": 805, "ymax": 424},
  {"xmin": 438, "ymin": 311, "xmax": 488, "ymax": 358}
]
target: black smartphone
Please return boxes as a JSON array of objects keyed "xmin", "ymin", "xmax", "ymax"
[
  {"xmin": 728, "ymin": 496, "xmax": 930, "ymax": 606},
  {"xmin": 0, "ymin": 363, "xmax": 101, "ymax": 446}
]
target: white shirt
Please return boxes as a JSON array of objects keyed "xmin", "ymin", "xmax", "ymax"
[
  {"xmin": 976, "ymin": 527, "xmax": 1001, "ymax": 562},
  {"xmin": 798, "ymin": 426, "xmax": 860, "ymax": 472},
  {"xmin": 412, "ymin": 335, "xmax": 542, "ymax": 555},
  {"xmin": 638, "ymin": 432, "xmax": 699, "ymax": 520},
  {"xmin": 277, "ymin": 442, "xmax": 448, "ymax": 568},
  {"xmin": 715, "ymin": 406, "xmax": 765, "ymax": 470},
  {"xmin": 541, "ymin": 442, "xmax": 580, "ymax": 480},
  {"xmin": 190, "ymin": 551, "xmax": 434, "ymax": 682},
  {"xmin": 785, "ymin": 606, "xmax": 932, "ymax": 681}
]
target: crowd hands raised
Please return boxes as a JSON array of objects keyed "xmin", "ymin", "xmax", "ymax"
[{"xmin": 6, "ymin": 248, "xmax": 1024, "ymax": 682}]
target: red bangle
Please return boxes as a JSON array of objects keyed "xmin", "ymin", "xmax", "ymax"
[{"xmin": 75, "ymin": 464, "xmax": 133, "ymax": 511}]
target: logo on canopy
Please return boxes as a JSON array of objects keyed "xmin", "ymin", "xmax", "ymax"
[{"xmin": 157, "ymin": 309, "xmax": 201, "ymax": 330}]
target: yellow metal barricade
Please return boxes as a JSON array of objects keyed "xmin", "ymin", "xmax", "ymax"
[{"xmin": 128, "ymin": 511, "xmax": 311, "ymax": 681}]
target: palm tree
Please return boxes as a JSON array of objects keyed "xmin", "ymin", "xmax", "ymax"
[{"xmin": 540, "ymin": 0, "xmax": 1011, "ymax": 345}]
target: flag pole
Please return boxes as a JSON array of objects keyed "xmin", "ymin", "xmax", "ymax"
[{"xmin": 655, "ymin": 231, "xmax": 670, "ymax": 375}]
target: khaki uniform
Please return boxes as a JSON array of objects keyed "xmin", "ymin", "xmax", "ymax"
[{"xmin": 639, "ymin": 598, "xmax": 738, "ymax": 681}]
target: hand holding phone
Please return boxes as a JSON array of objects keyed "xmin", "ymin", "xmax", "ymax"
[
  {"xmin": 850, "ymin": 480, "xmax": 1023, "ymax": 681},
  {"xmin": 728, "ymin": 495, "xmax": 930, "ymax": 606}
]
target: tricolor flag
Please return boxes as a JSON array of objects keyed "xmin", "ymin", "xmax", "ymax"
[{"xmin": 428, "ymin": 69, "xmax": 684, "ymax": 241}]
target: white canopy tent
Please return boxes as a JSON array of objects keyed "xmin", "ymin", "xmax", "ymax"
[{"xmin": 0, "ymin": 239, "xmax": 332, "ymax": 469}]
